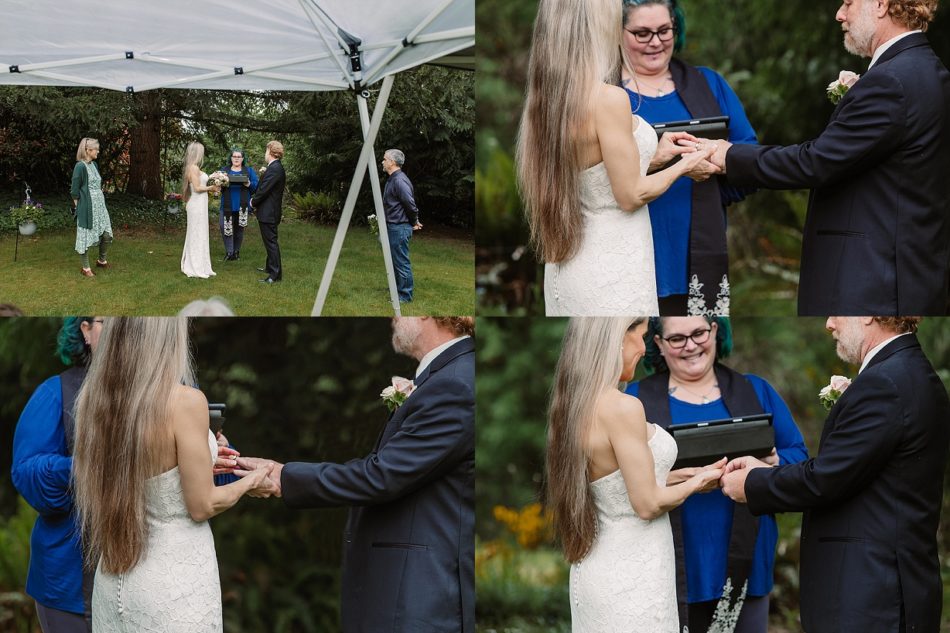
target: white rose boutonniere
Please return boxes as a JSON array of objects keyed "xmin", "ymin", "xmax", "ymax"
[
  {"xmin": 827, "ymin": 70, "xmax": 860, "ymax": 104},
  {"xmin": 818, "ymin": 375, "xmax": 852, "ymax": 410},
  {"xmin": 380, "ymin": 376, "xmax": 415, "ymax": 412}
]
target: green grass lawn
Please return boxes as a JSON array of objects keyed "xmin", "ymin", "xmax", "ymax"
[{"xmin": 0, "ymin": 216, "xmax": 474, "ymax": 316}]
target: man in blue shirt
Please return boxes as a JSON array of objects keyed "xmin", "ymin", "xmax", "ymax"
[{"xmin": 381, "ymin": 149, "xmax": 422, "ymax": 303}]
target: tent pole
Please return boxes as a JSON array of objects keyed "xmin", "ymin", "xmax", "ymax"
[
  {"xmin": 357, "ymin": 85, "xmax": 402, "ymax": 315},
  {"xmin": 311, "ymin": 74, "xmax": 396, "ymax": 316}
]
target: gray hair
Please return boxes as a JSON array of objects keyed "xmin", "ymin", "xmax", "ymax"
[
  {"xmin": 385, "ymin": 149, "xmax": 405, "ymax": 167},
  {"xmin": 178, "ymin": 297, "xmax": 236, "ymax": 317},
  {"xmin": 76, "ymin": 137, "xmax": 99, "ymax": 162},
  {"xmin": 546, "ymin": 316, "xmax": 645, "ymax": 562}
]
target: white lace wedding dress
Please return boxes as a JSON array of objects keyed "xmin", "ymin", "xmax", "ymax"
[
  {"xmin": 181, "ymin": 172, "xmax": 217, "ymax": 278},
  {"xmin": 570, "ymin": 425, "xmax": 680, "ymax": 632},
  {"xmin": 92, "ymin": 432, "xmax": 222, "ymax": 632},
  {"xmin": 545, "ymin": 115, "xmax": 659, "ymax": 316}
]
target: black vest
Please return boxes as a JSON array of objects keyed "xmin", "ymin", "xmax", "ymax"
[{"xmin": 638, "ymin": 363, "xmax": 763, "ymax": 628}]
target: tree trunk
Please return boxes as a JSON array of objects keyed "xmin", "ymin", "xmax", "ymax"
[{"xmin": 126, "ymin": 91, "xmax": 163, "ymax": 199}]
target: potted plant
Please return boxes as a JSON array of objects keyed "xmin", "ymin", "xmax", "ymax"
[
  {"xmin": 9, "ymin": 199, "xmax": 44, "ymax": 236},
  {"xmin": 165, "ymin": 192, "xmax": 182, "ymax": 215}
]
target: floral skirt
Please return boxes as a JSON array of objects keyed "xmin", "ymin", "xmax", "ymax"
[{"xmin": 75, "ymin": 190, "xmax": 113, "ymax": 254}]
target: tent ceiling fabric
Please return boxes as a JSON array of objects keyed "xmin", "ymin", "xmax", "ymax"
[{"xmin": 0, "ymin": 0, "xmax": 473, "ymax": 92}]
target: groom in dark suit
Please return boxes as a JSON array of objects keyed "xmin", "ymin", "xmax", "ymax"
[
  {"xmin": 711, "ymin": 0, "xmax": 950, "ymax": 315},
  {"xmin": 721, "ymin": 317, "xmax": 950, "ymax": 633},
  {"xmin": 236, "ymin": 317, "xmax": 475, "ymax": 633},
  {"xmin": 250, "ymin": 140, "xmax": 286, "ymax": 284}
]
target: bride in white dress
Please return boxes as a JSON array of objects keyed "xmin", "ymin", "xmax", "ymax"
[
  {"xmin": 545, "ymin": 318, "xmax": 724, "ymax": 632},
  {"xmin": 71, "ymin": 318, "xmax": 277, "ymax": 632},
  {"xmin": 181, "ymin": 142, "xmax": 219, "ymax": 279},
  {"xmin": 517, "ymin": 0, "xmax": 718, "ymax": 316}
]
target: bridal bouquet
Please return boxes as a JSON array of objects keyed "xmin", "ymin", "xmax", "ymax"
[{"xmin": 207, "ymin": 171, "xmax": 230, "ymax": 189}]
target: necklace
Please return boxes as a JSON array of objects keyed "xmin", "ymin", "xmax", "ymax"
[
  {"xmin": 629, "ymin": 74, "xmax": 672, "ymax": 97},
  {"xmin": 668, "ymin": 378, "xmax": 720, "ymax": 404}
]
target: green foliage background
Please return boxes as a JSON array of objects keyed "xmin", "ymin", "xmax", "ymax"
[
  {"xmin": 0, "ymin": 318, "xmax": 416, "ymax": 633},
  {"xmin": 476, "ymin": 317, "xmax": 950, "ymax": 629},
  {"xmin": 1, "ymin": 65, "xmax": 474, "ymax": 230},
  {"xmin": 475, "ymin": 0, "xmax": 950, "ymax": 313}
]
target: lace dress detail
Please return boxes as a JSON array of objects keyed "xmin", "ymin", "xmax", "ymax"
[
  {"xmin": 545, "ymin": 116, "xmax": 660, "ymax": 316},
  {"xmin": 181, "ymin": 172, "xmax": 217, "ymax": 278},
  {"xmin": 570, "ymin": 426, "xmax": 681, "ymax": 632},
  {"xmin": 74, "ymin": 161, "xmax": 113, "ymax": 254},
  {"xmin": 92, "ymin": 432, "xmax": 222, "ymax": 632}
]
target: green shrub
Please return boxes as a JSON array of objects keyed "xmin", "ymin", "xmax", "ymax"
[
  {"xmin": 290, "ymin": 191, "xmax": 341, "ymax": 226},
  {"xmin": 0, "ymin": 498, "xmax": 37, "ymax": 633}
]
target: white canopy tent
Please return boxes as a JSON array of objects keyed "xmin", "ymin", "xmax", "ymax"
[{"xmin": 0, "ymin": 0, "xmax": 474, "ymax": 315}]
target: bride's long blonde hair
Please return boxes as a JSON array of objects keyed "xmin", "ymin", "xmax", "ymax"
[
  {"xmin": 73, "ymin": 317, "xmax": 195, "ymax": 574},
  {"xmin": 181, "ymin": 142, "xmax": 205, "ymax": 203},
  {"xmin": 517, "ymin": 0, "xmax": 624, "ymax": 263},
  {"xmin": 545, "ymin": 317, "xmax": 644, "ymax": 562}
]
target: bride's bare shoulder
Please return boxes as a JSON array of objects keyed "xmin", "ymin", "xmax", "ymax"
[
  {"xmin": 596, "ymin": 390, "xmax": 647, "ymax": 436},
  {"xmin": 170, "ymin": 384, "xmax": 208, "ymax": 427}
]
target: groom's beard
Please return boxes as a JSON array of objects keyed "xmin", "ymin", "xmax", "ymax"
[
  {"xmin": 843, "ymin": 4, "xmax": 876, "ymax": 57},
  {"xmin": 392, "ymin": 318, "xmax": 423, "ymax": 358},
  {"xmin": 834, "ymin": 321, "xmax": 865, "ymax": 365}
]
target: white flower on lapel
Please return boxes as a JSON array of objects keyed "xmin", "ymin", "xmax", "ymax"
[
  {"xmin": 818, "ymin": 375, "xmax": 852, "ymax": 410},
  {"xmin": 380, "ymin": 376, "xmax": 415, "ymax": 412},
  {"xmin": 827, "ymin": 70, "xmax": 860, "ymax": 104}
]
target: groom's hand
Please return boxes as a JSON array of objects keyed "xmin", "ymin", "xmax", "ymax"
[
  {"xmin": 720, "ymin": 455, "xmax": 770, "ymax": 503},
  {"xmin": 709, "ymin": 139, "xmax": 732, "ymax": 173}
]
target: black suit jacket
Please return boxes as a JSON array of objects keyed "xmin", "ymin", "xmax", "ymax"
[
  {"xmin": 251, "ymin": 159, "xmax": 286, "ymax": 224},
  {"xmin": 281, "ymin": 338, "xmax": 475, "ymax": 633},
  {"xmin": 745, "ymin": 335, "xmax": 949, "ymax": 633},
  {"xmin": 726, "ymin": 33, "xmax": 950, "ymax": 315}
]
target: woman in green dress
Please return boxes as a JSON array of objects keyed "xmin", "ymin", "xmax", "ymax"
[{"xmin": 71, "ymin": 138, "xmax": 114, "ymax": 277}]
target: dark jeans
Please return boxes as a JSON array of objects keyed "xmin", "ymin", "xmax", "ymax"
[
  {"xmin": 259, "ymin": 221, "xmax": 282, "ymax": 281},
  {"xmin": 220, "ymin": 209, "xmax": 245, "ymax": 256},
  {"xmin": 35, "ymin": 602, "xmax": 90, "ymax": 633},
  {"xmin": 387, "ymin": 222, "xmax": 414, "ymax": 302},
  {"xmin": 688, "ymin": 594, "xmax": 769, "ymax": 633}
]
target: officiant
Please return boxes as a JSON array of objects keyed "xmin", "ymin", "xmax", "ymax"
[
  {"xmin": 620, "ymin": 0, "xmax": 758, "ymax": 315},
  {"xmin": 217, "ymin": 146, "xmax": 259, "ymax": 262},
  {"xmin": 625, "ymin": 316, "xmax": 807, "ymax": 633}
]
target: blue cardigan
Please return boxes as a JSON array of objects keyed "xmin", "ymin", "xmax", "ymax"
[
  {"xmin": 11, "ymin": 376, "xmax": 237, "ymax": 613},
  {"xmin": 11, "ymin": 376, "xmax": 83, "ymax": 614},
  {"xmin": 627, "ymin": 374, "xmax": 808, "ymax": 602}
]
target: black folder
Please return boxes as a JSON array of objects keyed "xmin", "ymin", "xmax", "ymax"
[{"xmin": 668, "ymin": 412, "xmax": 774, "ymax": 469}]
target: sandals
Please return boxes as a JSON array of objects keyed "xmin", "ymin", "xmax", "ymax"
[
  {"xmin": 80, "ymin": 268, "xmax": 95, "ymax": 277},
  {"xmin": 95, "ymin": 260, "xmax": 111, "ymax": 268}
]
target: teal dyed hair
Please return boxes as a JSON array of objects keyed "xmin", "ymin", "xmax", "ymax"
[
  {"xmin": 621, "ymin": 0, "xmax": 686, "ymax": 53},
  {"xmin": 643, "ymin": 316, "xmax": 732, "ymax": 374},
  {"xmin": 56, "ymin": 317, "xmax": 94, "ymax": 366}
]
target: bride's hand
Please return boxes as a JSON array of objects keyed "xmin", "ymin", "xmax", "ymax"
[
  {"xmin": 689, "ymin": 456, "xmax": 728, "ymax": 493},
  {"xmin": 244, "ymin": 464, "xmax": 281, "ymax": 498},
  {"xmin": 651, "ymin": 131, "xmax": 701, "ymax": 168},
  {"xmin": 676, "ymin": 143, "xmax": 718, "ymax": 177}
]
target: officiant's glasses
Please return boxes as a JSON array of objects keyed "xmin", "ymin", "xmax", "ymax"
[
  {"xmin": 624, "ymin": 25, "xmax": 676, "ymax": 44},
  {"xmin": 662, "ymin": 327, "xmax": 712, "ymax": 349}
]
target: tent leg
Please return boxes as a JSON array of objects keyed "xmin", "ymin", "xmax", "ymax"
[
  {"xmin": 311, "ymin": 74, "xmax": 396, "ymax": 316},
  {"xmin": 358, "ymin": 80, "xmax": 402, "ymax": 316}
]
